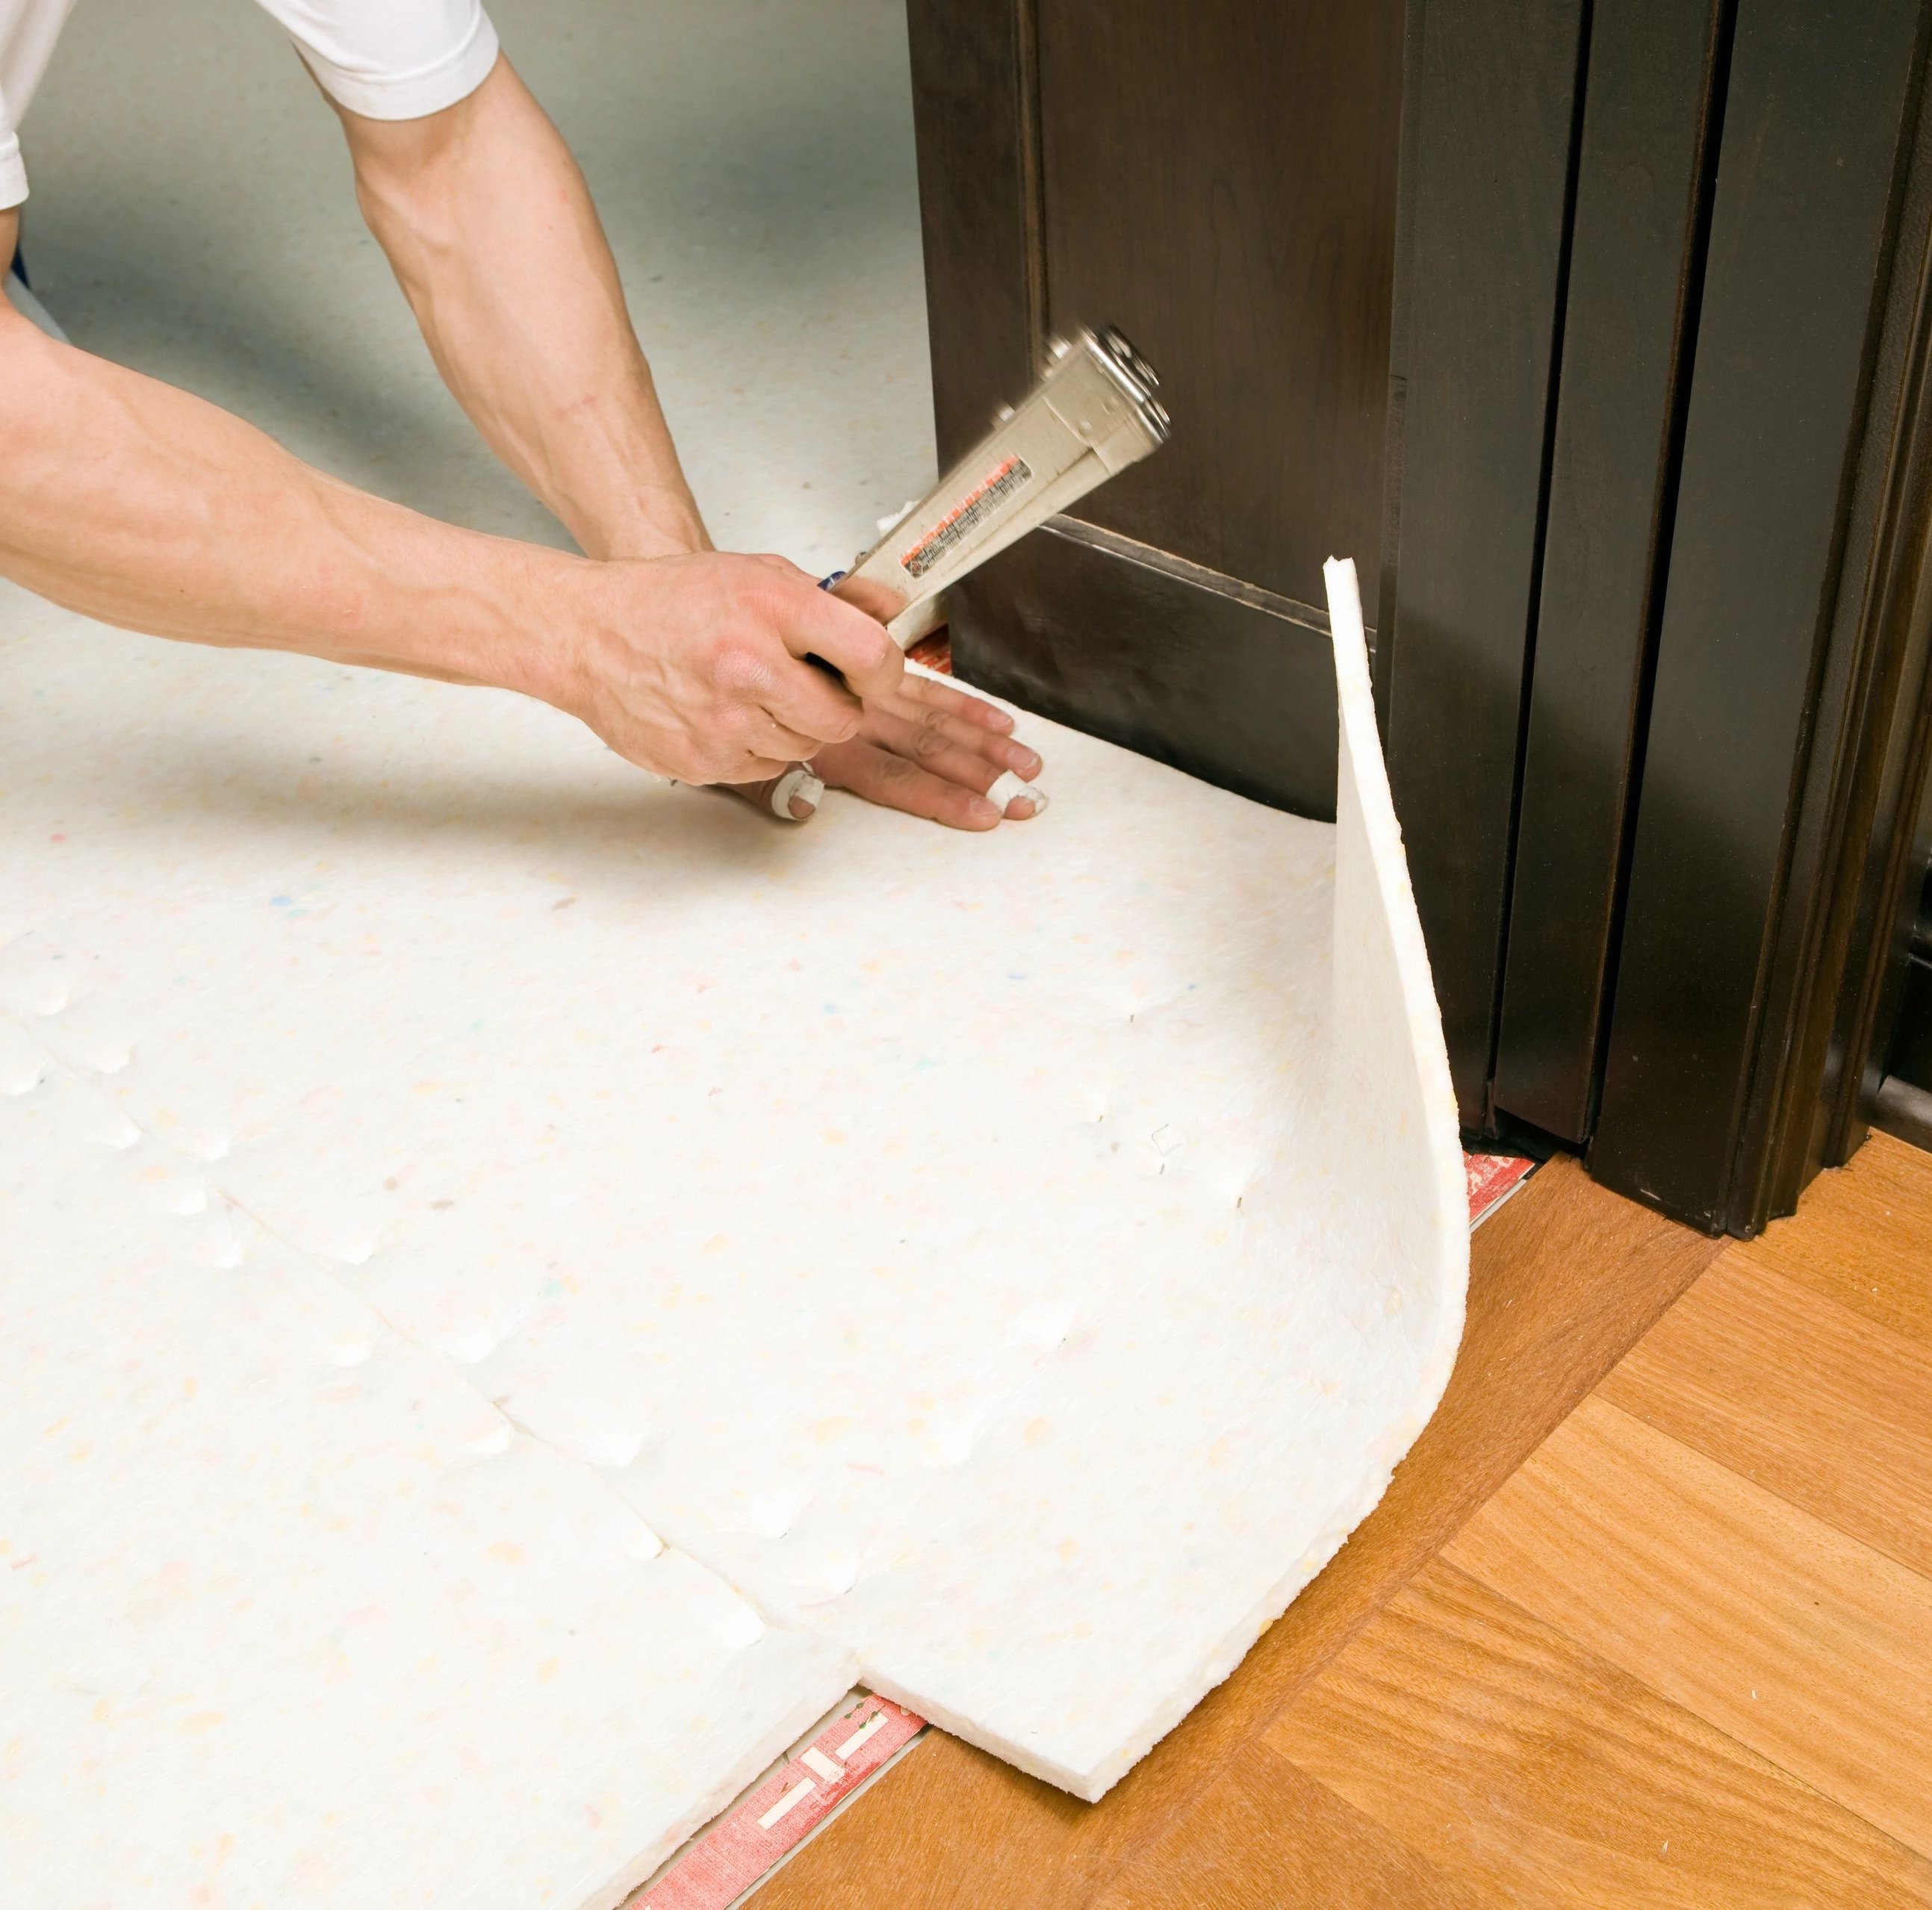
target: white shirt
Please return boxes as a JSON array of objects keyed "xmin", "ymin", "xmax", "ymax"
[{"xmin": 0, "ymin": 0, "xmax": 500, "ymax": 210}]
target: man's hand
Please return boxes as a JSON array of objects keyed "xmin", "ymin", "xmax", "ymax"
[
  {"xmin": 6, "ymin": 84, "xmax": 1037, "ymax": 830},
  {"xmin": 334, "ymin": 60, "xmax": 1049, "ymax": 827},
  {"xmin": 805, "ymin": 671, "xmax": 1046, "ymax": 828},
  {"xmin": 336, "ymin": 63, "xmax": 1051, "ymax": 828},
  {"xmin": 732, "ymin": 667, "xmax": 1046, "ymax": 829},
  {"xmin": 547, "ymin": 553, "xmax": 904, "ymax": 784}
]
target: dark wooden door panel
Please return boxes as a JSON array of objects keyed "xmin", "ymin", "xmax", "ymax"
[
  {"xmin": 1591, "ymin": 0, "xmax": 1928, "ymax": 1229},
  {"xmin": 1491, "ymin": 0, "xmax": 1731, "ymax": 1145},
  {"xmin": 956, "ymin": 520, "xmax": 1339, "ymax": 818},
  {"xmin": 906, "ymin": 0, "xmax": 1037, "ymax": 470},
  {"xmin": 1377, "ymin": 0, "xmax": 1588, "ymax": 1124},
  {"xmin": 1034, "ymin": 1, "xmax": 1401, "ymax": 615},
  {"xmin": 910, "ymin": 0, "xmax": 1932, "ymax": 1230},
  {"xmin": 907, "ymin": 0, "xmax": 1403, "ymax": 818}
]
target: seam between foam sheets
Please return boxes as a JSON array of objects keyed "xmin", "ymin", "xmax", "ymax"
[
  {"xmin": 0, "ymin": 1001, "xmax": 823, "ymax": 1674},
  {"xmin": 1, "ymin": 1008, "xmax": 871, "ymax": 1909}
]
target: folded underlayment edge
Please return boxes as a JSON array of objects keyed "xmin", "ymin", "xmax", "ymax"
[
  {"xmin": 1060, "ymin": 557, "xmax": 1467, "ymax": 1802},
  {"xmin": 802, "ymin": 558, "xmax": 1470, "ymax": 1805},
  {"xmin": 1323, "ymin": 550, "xmax": 1469, "ymax": 1419}
]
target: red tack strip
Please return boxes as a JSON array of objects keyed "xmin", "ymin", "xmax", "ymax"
[
  {"xmin": 636, "ymin": 1696, "xmax": 925, "ymax": 1909},
  {"xmin": 905, "ymin": 630, "xmax": 954, "ymax": 674},
  {"xmin": 1466, "ymin": 1150, "xmax": 1537, "ymax": 1228}
]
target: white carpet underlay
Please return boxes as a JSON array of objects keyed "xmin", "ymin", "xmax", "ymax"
[{"xmin": 0, "ymin": 558, "xmax": 1464, "ymax": 1902}]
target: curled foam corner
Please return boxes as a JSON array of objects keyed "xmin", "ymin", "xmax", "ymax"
[
  {"xmin": 944, "ymin": 558, "xmax": 1472, "ymax": 1805},
  {"xmin": 1322, "ymin": 554, "xmax": 1468, "ymax": 1392}
]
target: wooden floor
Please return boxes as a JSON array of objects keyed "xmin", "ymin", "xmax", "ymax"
[{"xmin": 757, "ymin": 1136, "xmax": 1932, "ymax": 1909}]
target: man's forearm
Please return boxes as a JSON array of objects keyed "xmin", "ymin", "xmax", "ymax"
[
  {"xmin": 0, "ymin": 259, "xmax": 900, "ymax": 792},
  {"xmin": 338, "ymin": 59, "xmax": 709, "ymax": 564},
  {"xmin": 0, "ymin": 299, "xmax": 578, "ymax": 700}
]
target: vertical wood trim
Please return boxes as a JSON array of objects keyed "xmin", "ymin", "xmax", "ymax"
[
  {"xmin": 1013, "ymin": 0, "xmax": 1046, "ymax": 359},
  {"xmin": 1374, "ymin": 0, "xmax": 1428, "ymax": 739},
  {"xmin": 1871, "ymin": 753, "xmax": 1932, "ymax": 1119},
  {"xmin": 1379, "ymin": 0, "xmax": 1588, "ymax": 1125},
  {"xmin": 1770, "ymin": 40, "xmax": 1932, "ymax": 1192},
  {"xmin": 1590, "ymin": 0, "xmax": 1928, "ymax": 1231},
  {"xmin": 1492, "ymin": 0, "xmax": 1733, "ymax": 1145}
]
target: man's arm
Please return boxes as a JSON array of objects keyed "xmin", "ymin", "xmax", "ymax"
[
  {"xmin": 0, "ymin": 202, "xmax": 896, "ymax": 786},
  {"xmin": 335, "ymin": 60, "xmax": 1049, "ymax": 827},
  {"xmin": 333, "ymin": 59, "xmax": 702, "ymax": 564}
]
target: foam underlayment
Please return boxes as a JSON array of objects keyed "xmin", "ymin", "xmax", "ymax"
[{"xmin": 0, "ymin": 559, "xmax": 1464, "ymax": 1899}]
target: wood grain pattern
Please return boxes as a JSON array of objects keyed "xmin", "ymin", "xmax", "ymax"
[
  {"xmin": 750, "ymin": 1081, "xmax": 1930, "ymax": 1909},
  {"xmin": 913, "ymin": 0, "xmax": 1405, "ymax": 821},
  {"xmin": 904, "ymin": 0, "xmax": 1037, "ymax": 470},
  {"xmin": 1380, "ymin": 0, "xmax": 1587, "ymax": 1118},
  {"xmin": 1444, "ymin": 1396, "xmax": 1932, "ymax": 1857},
  {"xmin": 1586, "ymin": 0, "xmax": 1930, "ymax": 1232},
  {"xmin": 1731, "ymin": 1131, "xmax": 1932, "ymax": 1346},
  {"xmin": 1491, "ymin": 0, "xmax": 1730, "ymax": 1142},
  {"xmin": 1268, "ymin": 1558, "xmax": 1932, "ymax": 1909},
  {"xmin": 1090, "ymin": 1739, "xmax": 1487, "ymax": 1910},
  {"xmin": 754, "ymin": 1160, "xmax": 1725, "ymax": 1908},
  {"xmin": 957, "ymin": 524, "xmax": 1343, "ymax": 819},
  {"xmin": 1034, "ymin": 0, "xmax": 1402, "ymax": 611},
  {"xmin": 1600, "ymin": 1251, "xmax": 1932, "ymax": 1575}
]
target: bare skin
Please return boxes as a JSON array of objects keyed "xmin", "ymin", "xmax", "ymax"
[{"xmin": 0, "ymin": 54, "xmax": 1043, "ymax": 825}]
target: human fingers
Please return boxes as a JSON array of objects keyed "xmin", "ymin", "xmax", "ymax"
[
  {"xmin": 705, "ymin": 590, "xmax": 866, "ymax": 749},
  {"xmin": 891, "ymin": 669, "xmax": 1021, "ymax": 735},
  {"xmin": 863, "ymin": 697, "xmax": 1044, "ymax": 786},
  {"xmin": 857, "ymin": 706, "xmax": 1043, "ymax": 815},
  {"xmin": 730, "ymin": 766, "xmax": 822, "ymax": 821},
  {"xmin": 553, "ymin": 554, "xmax": 895, "ymax": 780},
  {"xmin": 751, "ymin": 712, "xmax": 827, "ymax": 765},
  {"xmin": 765, "ymin": 575, "xmax": 904, "ymax": 702},
  {"xmin": 829, "ymin": 570, "xmax": 907, "ymax": 624},
  {"xmin": 811, "ymin": 738, "xmax": 1004, "ymax": 830},
  {"xmin": 874, "ymin": 676, "xmax": 1046, "ymax": 795},
  {"xmin": 714, "ymin": 751, "xmax": 801, "ymax": 786}
]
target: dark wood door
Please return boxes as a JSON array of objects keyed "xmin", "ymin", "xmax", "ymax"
[
  {"xmin": 906, "ymin": 0, "xmax": 1403, "ymax": 818},
  {"xmin": 909, "ymin": 0, "xmax": 1932, "ymax": 1236},
  {"xmin": 1382, "ymin": 0, "xmax": 1932, "ymax": 1231}
]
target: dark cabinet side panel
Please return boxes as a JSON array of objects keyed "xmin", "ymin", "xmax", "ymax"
[
  {"xmin": 1491, "ymin": 0, "xmax": 1731, "ymax": 1143},
  {"xmin": 905, "ymin": 0, "xmax": 1038, "ymax": 467},
  {"xmin": 908, "ymin": 0, "xmax": 1405, "ymax": 818},
  {"xmin": 955, "ymin": 522, "xmax": 1339, "ymax": 818},
  {"xmin": 1772, "ymin": 67, "xmax": 1932, "ymax": 1199},
  {"xmin": 1032, "ymin": 1, "xmax": 1402, "ymax": 618},
  {"xmin": 1591, "ymin": 0, "xmax": 1925, "ymax": 1229}
]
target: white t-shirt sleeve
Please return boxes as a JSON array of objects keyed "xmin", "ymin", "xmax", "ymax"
[
  {"xmin": 255, "ymin": 0, "xmax": 501, "ymax": 122},
  {"xmin": 0, "ymin": 0, "xmax": 77, "ymax": 208},
  {"xmin": 0, "ymin": 78, "xmax": 25, "ymax": 210}
]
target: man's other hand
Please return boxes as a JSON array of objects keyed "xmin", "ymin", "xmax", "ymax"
[{"xmin": 749, "ymin": 670, "xmax": 1048, "ymax": 830}]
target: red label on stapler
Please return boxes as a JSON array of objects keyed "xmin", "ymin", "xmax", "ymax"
[{"xmin": 899, "ymin": 455, "xmax": 1033, "ymax": 578}]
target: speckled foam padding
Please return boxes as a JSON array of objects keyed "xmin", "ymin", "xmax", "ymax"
[
  {"xmin": 0, "ymin": 1029, "xmax": 854, "ymax": 1909},
  {"xmin": 0, "ymin": 558, "xmax": 1464, "ymax": 1860}
]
